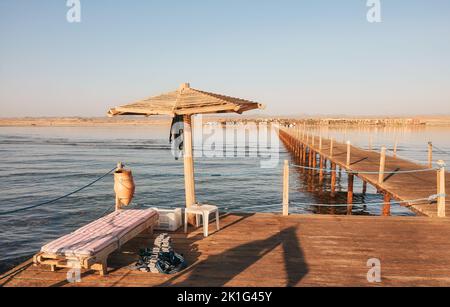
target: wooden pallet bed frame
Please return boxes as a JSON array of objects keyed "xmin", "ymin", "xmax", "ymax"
[{"xmin": 33, "ymin": 210, "xmax": 158, "ymax": 276}]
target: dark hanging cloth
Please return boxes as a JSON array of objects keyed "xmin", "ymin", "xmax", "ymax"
[{"xmin": 169, "ymin": 115, "xmax": 184, "ymax": 160}]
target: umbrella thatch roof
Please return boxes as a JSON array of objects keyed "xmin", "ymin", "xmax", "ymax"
[{"xmin": 108, "ymin": 83, "xmax": 264, "ymax": 117}]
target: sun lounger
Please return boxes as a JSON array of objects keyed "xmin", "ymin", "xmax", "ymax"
[{"xmin": 33, "ymin": 208, "xmax": 159, "ymax": 276}]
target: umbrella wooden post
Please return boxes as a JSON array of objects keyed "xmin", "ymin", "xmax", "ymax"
[{"xmin": 183, "ymin": 115, "xmax": 197, "ymax": 225}]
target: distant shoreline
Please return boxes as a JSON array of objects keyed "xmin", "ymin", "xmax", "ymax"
[
  {"xmin": 0, "ymin": 117, "xmax": 172, "ymax": 127},
  {"xmin": 1, "ymin": 116, "xmax": 450, "ymax": 127}
]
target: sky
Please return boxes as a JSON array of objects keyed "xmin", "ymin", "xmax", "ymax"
[{"xmin": 0, "ymin": 0, "xmax": 449, "ymax": 117}]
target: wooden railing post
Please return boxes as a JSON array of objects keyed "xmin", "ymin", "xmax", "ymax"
[
  {"xmin": 283, "ymin": 160, "xmax": 290, "ymax": 216},
  {"xmin": 437, "ymin": 160, "xmax": 446, "ymax": 218},
  {"xmin": 319, "ymin": 135, "xmax": 323, "ymax": 153},
  {"xmin": 319, "ymin": 156, "xmax": 324, "ymax": 182},
  {"xmin": 331, "ymin": 162, "xmax": 337, "ymax": 197},
  {"xmin": 428, "ymin": 142, "xmax": 433, "ymax": 168},
  {"xmin": 346, "ymin": 141, "xmax": 351, "ymax": 167},
  {"xmin": 312, "ymin": 151, "xmax": 317, "ymax": 168},
  {"xmin": 308, "ymin": 148, "xmax": 313, "ymax": 167},
  {"xmin": 302, "ymin": 145, "xmax": 307, "ymax": 164},
  {"xmin": 379, "ymin": 146, "xmax": 386, "ymax": 184}
]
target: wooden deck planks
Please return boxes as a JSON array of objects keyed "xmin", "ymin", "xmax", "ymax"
[
  {"xmin": 279, "ymin": 129, "xmax": 450, "ymax": 217},
  {"xmin": 2, "ymin": 213, "xmax": 450, "ymax": 287}
]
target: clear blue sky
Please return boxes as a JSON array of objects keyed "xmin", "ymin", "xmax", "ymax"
[{"xmin": 1, "ymin": 0, "xmax": 449, "ymax": 117}]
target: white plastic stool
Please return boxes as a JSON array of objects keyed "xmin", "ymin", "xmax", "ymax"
[{"xmin": 184, "ymin": 204, "xmax": 220, "ymax": 237}]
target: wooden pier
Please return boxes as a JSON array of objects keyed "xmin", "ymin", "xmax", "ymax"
[
  {"xmin": 279, "ymin": 127, "xmax": 449, "ymax": 217},
  {"xmin": 2, "ymin": 212, "xmax": 450, "ymax": 287}
]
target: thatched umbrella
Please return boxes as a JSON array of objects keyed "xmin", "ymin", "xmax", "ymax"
[{"xmin": 108, "ymin": 83, "xmax": 264, "ymax": 222}]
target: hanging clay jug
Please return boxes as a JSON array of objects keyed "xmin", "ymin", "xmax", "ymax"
[{"xmin": 114, "ymin": 166, "xmax": 135, "ymax": 208}]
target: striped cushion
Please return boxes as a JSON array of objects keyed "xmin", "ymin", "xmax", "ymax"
[{"xmin": 41, "ymin": 209, "xmax": 158, "ymax": 257}]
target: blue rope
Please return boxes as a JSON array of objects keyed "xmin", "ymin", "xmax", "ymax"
[{"xmin": 0, "ymin": 167, "xmax": 117, "ymax": 216}]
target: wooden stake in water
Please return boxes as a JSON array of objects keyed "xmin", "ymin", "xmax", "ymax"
[
  {"xmin": 283, "ymin": 160, "xmax": 290, "ymax": 216},
  {"xmin": 347, "ymin": 172, "xmax": 354, "ymax": 215},
  {"xmin": 383, "ymin": 193, "xmax": 391, "ymax": 217},
  {"xmin": 437, "ymin": 160, "xmax": 446, "ymax": 218}
]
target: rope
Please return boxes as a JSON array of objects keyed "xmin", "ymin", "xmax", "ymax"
[
  {"xmin": 0, "ymin": 167, "xmax": 117, "ymax": 216},
  {"xmin": 220, "ymin": 194, "xmax": 444, "ymax": 213},
  {"xmin": 288, "ymin": 194, "xmax": 443, "ymax": 208},
  {"xmin": 94, "ymin": 203, "xmax": 116, "ymax": 220},
  {"xmin": 235, "ymin": 203, "xmax": 282, "ymax": 211},
  {"xmin": 222, "ymin": 194, "xmax": 445, "ymax": 212},
  {"xmin": 433, "ymin": 145, "xmax": 450, "ymax": 155},
  {"xmin": 290, "ymin": 163, "xmax": 436, "ymax": 174}
]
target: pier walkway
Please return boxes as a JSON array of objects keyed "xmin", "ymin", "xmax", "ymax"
[
  {"xmin": 279, "ymin": 128, "xmax": 450, "ymax": 217},
  {"xmin": 2, "ymin": 213, "xmax": 450, "ymax": 287}
]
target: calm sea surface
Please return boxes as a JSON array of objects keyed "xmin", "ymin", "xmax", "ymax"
[{"xmin": 1, "ymin": 125, "xmax": 449, "ymax": 273}]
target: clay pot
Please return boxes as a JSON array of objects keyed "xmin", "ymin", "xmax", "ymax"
[{"xmin": 114, "ymin": 168, "xmax": 135, "ymax": 207}]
